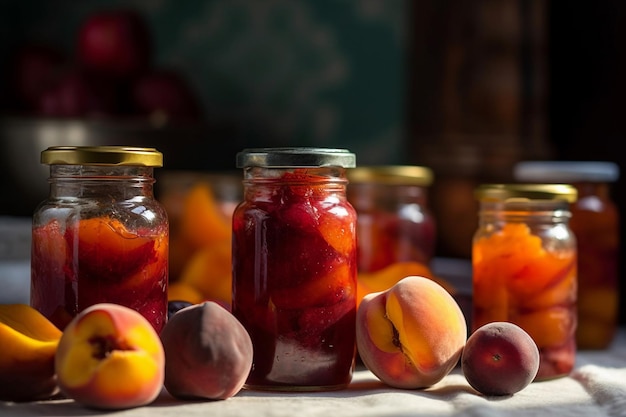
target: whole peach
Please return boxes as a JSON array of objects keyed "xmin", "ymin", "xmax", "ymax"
[
  {"xmin": 356, "ymin": 275, "xmax": 467, "ymax": 389},
  {"xmin": 160, "ymin": 301, "xmax": 253, "ymax": 400},
  {"xmin": 55, "ymin": 303, "xmax": 165, "ymax": 410},
  {"xmin": 462, "ymin": 321, "xmax": 539, "ymax": 396}
]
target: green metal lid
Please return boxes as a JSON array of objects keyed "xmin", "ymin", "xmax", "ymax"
[
  {"xmin": 475, "ymin": 183, "xmax": 578, "ymax": 203},
  {"xmin": 236, "ymin": 147, "xmax": 356, "ymax": 168},
  {"xmin": 347, "ymin": 165, "xmax": 433, "ymax": 186},
  {"xmin": 41, "ymin": 146, "xmax": 163, "ymax": 167}
]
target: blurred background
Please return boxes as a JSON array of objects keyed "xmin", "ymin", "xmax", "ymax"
[{"xmin": 0, "ymin": 1, "xmax": 625, "ymax": 321}]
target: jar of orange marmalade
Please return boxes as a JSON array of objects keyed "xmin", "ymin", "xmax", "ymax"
[
  {"xmin": 31, "ymin": 146, "xmax": 169, "ymax": 333},
  {"xmin": 232, "ymin": 147, "xmax": 357, "ymax": 391},
  {"xmin": 514, "ymin": 161, "xmax": 620, "ymax": 350},
  {"xmin": 473, "ymin": 184, "xmax": 577, "ymax": 380}
]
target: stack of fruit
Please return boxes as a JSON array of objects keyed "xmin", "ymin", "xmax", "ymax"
[{"xmin": 165, "ymin": 181, "xmax": 235, "ymax": 308}]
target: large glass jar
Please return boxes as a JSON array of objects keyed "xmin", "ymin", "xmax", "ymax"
[
  {"xmin": 347, "ymin": 165, "xmax": 436, "ymax": 272},
  {"xmin": 472, "ymin": 184, "xmax": 577, "ymax": 380},
  {"xmin": 514, "ymin": 161, "xmax": 620, "ymax": 349},
  {"xmin": 31, "ymin": 146, "xmax": 169, "ymax": 333},
  {"xmin": 232, "ymin": 147, "xmax": 357, "ymax": 391}
]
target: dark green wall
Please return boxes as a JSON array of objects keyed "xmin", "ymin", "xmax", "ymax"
[{"xmin": 1, "ymin": 0, "xmax": 408, "ymax": 165}]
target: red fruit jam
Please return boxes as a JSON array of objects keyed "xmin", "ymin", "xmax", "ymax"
[
  {"xmin": 347, "ymin": 166, "xmax": 436, "ymax": 273},
  {"xmin": 31, "ymin": 217, "xmax": 168, "ymax": 332},
  {"xmin": 30, "ymin": 146, "xmax": 168, "ymax": 333},
  {"xmin": 232, "ymin": 148, "xmax": 357, "ymax": 391}
]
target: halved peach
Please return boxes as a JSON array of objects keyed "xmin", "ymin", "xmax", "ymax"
[
  {"xmin": 55, "ymin": 303, "xmax": 164, "ymax": 410},
  {"xmin": 0, "ymin": 304, "xmax": 62, "ymax": 401}
]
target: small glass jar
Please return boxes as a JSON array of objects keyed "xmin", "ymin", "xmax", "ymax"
[
  {"xmin": 473, "ymin": 184, "xmax": 577, "ymax": 380},
  {"xmin": 31, "ymin": 146, "xmax": 169, "ymax": 333},
  {"xmin": 514, "ymin": 161, "xmax": 620, "ymax": 349},
  {"xmin": 347, "ymin": 165, "xmax": 436, "ymax": 272},
  {"xmin": 232, "ymin": 147, "xmax": 357, "ymax": 391}
]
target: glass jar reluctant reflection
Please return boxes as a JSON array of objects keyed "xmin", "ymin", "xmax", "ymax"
[
  {"xmin": 232, "ymin": 147, "xmax": 357, "ymax": 391},
  {"xmin": 514, "ymin": 161, "xmax": 620, "ymax": 349},
  {"xmin": 31, "ymin": 146, "xmax": 169, "ymax": 333},
  {"xmin": 473, "ymin": 184, "xmax": 577, "ymax": 380},
  {"xmin": 347, "ymin": 166, "xmax": 436, "ymax": 273}
]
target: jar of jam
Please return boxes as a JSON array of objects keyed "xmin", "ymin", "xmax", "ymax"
[
  {"xmin": 514, "ymin": 161, "xmax": 620, "ymax": 349},
  {"xmin": 472, "ymin": 184, "xmax": 577, "ymax": 380},
  {"xmin": 347, "ymin": 165, "xmax": 436, "ymax": 272},
  {"xmin": 31, "ymin": 146, "xmax": 169, "ymax": 333},
  {"xmin": 232, "ymin": 147, "xmax": 357, "ymax": 391}
]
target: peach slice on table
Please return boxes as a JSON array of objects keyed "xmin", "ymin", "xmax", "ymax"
[
  {"xmin": 178, "ymin": 241, "xmax": 232, "ymax": 305},
  {"xmin": 356, "ymin": 276, "xmax": 466, "ymax": 389},
  {"xmin": 168, "ymin": 281, "xmax": 206, "ymax": 305},
  {"xmin": 180, "ymin": 183, "xmax": 232, "ymax": 250},
  {"xmin": 0, "ymin": 304, "xmax": 62, "ymax": 402},
  {"xmin": 55, "ymin": 303, "xmax": 164, "ymax": 410}
]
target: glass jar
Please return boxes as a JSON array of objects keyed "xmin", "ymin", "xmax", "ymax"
[
  {"xmin": 514, "ymin": 161, "xmax": 620, "ymax": 349},
  {"xmin": 347, "ymin": 166, "xmax": 436, "ymax": 272},
  {"xmin": 472, "ymin": 184, "xmax": 578, "ymax": 380},
  {"xmin": 232, "ymin": 147, "xmax": 357, "ymax": 391},
  {"xmin": 31, "ymin": 146, "xmax": 169, "ymax": 333}
]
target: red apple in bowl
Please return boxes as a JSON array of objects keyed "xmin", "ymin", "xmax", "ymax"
[{"xmin": 77, "ymin": 9, "xmax": 152, "ymax": 80}]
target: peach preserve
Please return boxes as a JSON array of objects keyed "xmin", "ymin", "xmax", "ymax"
[
  {"xmin": 514, "ymin": 161, "xmax": 620, "ymax": 349},
  {"xmin": 31, "ymin": 146, "xmax": 168, "ymax": 333},
  {"xmin": 472, "ymin": 184, "xmax": 578, "ymax": 380},
  {"xmin": 232, "ymin": 148, "xmax": 357, "ymax": 391}
]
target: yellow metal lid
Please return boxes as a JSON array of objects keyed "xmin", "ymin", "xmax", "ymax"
[
  {"xmin": 475, "ymin": 183, "xmax": 577, "ymax": 203},
  {"xmin": 347, "ymin": 165, "xmax": 433, "ymax": 186},
  {"xmin": 41, "ymin": 146, "xmax": 163, "ymax": 167}
]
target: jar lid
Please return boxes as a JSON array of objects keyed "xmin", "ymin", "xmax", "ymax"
[
  {"xmin": 347, "ymin": 166, "xmax": 433, "ymax": 186},
  {"xmin": 41, "ymin": 146, "xmax": 163, "ymax": 167},
  {"xmin": 236, "ymin": 147, "xmax": 356, "ymax": 168},
  {"xmin": 514, "ymin": 161, "xmax": 619, "ymax": 183},
  {"xmin": 475, "ymin": 183, "xmax": 578, "ymax": 203}
]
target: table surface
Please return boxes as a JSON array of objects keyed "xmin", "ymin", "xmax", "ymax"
[{"xmin": 2, "ymin": 328, "xmax": 626, "ymax": 417}]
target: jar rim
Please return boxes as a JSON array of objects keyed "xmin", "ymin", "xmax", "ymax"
[
  {"xmin": 347, "ymin": 165, "xmax": 433, "ymax": 186},
  {"xmin": 41, "ymin": 146, "xmax": 163, "ymax": 167},
  {"xmin": 514, "ymin": 160, "xmax": 619, "ymax": 182},
  {"xmin": 475, "ymin": 183, "xmax": 578, "ymax": 203},
  {"xmin": 236, "ymin": 147, "xmax": 356, "ymax": 168}
]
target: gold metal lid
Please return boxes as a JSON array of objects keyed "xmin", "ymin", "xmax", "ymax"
[
  {"xmin": 347, "ymin": 165, "xmax": 433, "ymax": 186},
  {"xmin": 475, "ymin": 183, "xmax": 578, "ymax": 203},
  {"xmin": 41, "ymin": 146, "xmax": 163, "ymax": 167}
]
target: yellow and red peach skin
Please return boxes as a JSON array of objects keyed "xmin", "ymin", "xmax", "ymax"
[{"xmin": 356, "ymin": 276, "xmax": 467, "ymax": 389}]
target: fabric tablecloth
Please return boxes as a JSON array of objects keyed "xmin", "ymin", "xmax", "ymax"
[{"xmin": 2, "ymin": 328, "xmax": 626, "ymax": 417}]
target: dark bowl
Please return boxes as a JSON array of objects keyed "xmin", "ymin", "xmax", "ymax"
[{"xmin": 0, "ymin": 117, "xmax": 239, "ymax": 216}]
